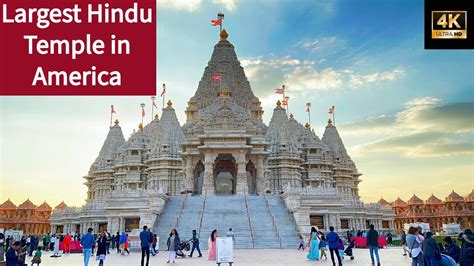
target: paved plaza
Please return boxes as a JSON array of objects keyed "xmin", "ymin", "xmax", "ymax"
[{"xmin": 35, "ymin": 247, "xmax": 409, "ymax": 265}]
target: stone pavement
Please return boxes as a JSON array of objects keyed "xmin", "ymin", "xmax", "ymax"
[{"xmin": 35, "ymin": 247, "xmax": 410, "ymax": 265}]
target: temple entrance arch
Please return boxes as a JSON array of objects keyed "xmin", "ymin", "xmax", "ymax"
[
  {"xmin": 246, "ymin": 161, "xmax": 257, "ymax": 195},
  {"xmin": 214, "ymin": 154, "xmax": 237, "ymax": 195},
  {"xmin": 194, "ymin": 161, "xmax": 205, "ymax": 195}
]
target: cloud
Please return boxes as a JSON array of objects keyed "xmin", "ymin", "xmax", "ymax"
[
  {"xmin": 343, "ymin": 98, "xmax": 474, "ymax": 158},
  {"xmin": 298, "ymin": 37, "xmax": 344, "ymax": 55},
  {"xmin": 157, "ymin": 0, "xmax": 202, "ymax": 12},
  {"xmin": 241, "ymin": 55, "xmax": 403, "ymax": 96},
  {"xmin": 213, "ymin": 0, "xmax": 237, "ymax": 11}
]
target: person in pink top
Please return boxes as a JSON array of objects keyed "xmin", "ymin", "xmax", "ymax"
[{"xmin": 208, "ymin": 229, "xmax": 218, "ymax": 261}]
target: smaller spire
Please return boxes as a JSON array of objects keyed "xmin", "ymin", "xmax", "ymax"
[
  {"xmin": 114, "ymin": 119, "xmax": 119, "ymax": 125},
  {"xmin": 220, "ymin": 29, "xmax": 228, "ymax": 40}
]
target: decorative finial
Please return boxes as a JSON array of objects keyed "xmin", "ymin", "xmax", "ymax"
[
  {"xmin": 276, "ymin": 100, "xmax": 281, "ymax": 107},
  {"xmin": 304, "ymin": 122, "xmax": 310, "ymax": 128},
  {"xmin": 154, "ymin": 114, "xmax": 159, "ymax": 120},
  {"xmin": 167, "ymin": 100, "xmax": 173, "ymax": 107},
  {"xmin": 328, "ymin": 119, "xmax": 332, "ymax": 125},
  {"xmin": 220, "ymin": 29, "xmax": 228, "ymax": 40},
  {"xmin": 138, "ymin": 123, "xmax": 143, "ymax": 130},
  {"xmin": 114, "ymin": 119, "xmax": 119, "ymax": 125},
  {"xmin": 289, "ymin": 113, "xmax": 294, "ymax": 118}
]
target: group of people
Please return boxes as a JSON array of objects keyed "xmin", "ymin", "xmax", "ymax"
[{"xmin": 402, "ymin": 227, "xmax": 474, "ymax": 266}]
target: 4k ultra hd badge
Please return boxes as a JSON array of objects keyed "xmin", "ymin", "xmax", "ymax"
[
  {"xmin": 425, "ymin": 0, "xmax": 473, "ymax": 49},
  {"xmin": 432, "ymin": 11, "xmax": 467, "ymax": 39}
]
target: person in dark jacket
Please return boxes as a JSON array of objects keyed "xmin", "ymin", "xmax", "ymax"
[
  {"xmin": 166, "ymin": 229, "xmax": 180, "ymax": 264},
  {"xmin": 96, "ymin": 233, "xmax": 107, "ymax": 266},
  {"xmin": 189, "ymin": 229, "xmax": 202, "ymax": 258},
  {"xmin": 139, "ymin": 226, "xmax": 153, "ymax": 266},
  {"xmin": 367, "ymin": 224, "xmax": 380, "ymax": 266},
  {"xmin": 422, "ymin": 231, "xmax": 440, "ymax": 266},
  {"xmin": 327, "ymin": 226, "xmax": 342, "ymax": 266},
  {"xmin": 459, "ymin": 229, "xmax": 474, "ymax": 266},
  {"xmin": 6, "ymin": 241, "xmax": 23, "ymax": 266},
  {"xmin": 443, "ymin": 236, "xmax": 460, "ymax": 263}
]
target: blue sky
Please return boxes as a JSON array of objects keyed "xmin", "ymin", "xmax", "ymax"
[{"xmin": 1, "ymin": 0, "xmax": 473, "ymax": 207}]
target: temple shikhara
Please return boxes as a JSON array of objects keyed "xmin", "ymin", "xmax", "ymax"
[
  {"xmin": 0, "ymin": 199, "xmax": 63, "ymax": 235},
  {"xmin": 51, "ymin": 24, "xmax": 394, "ymax": 249},
  {"xmin": 379, "ymin": 190, "xmax": 474, "ymax": 232}
]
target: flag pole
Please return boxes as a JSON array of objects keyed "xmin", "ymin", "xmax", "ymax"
[
  {"xmin": 307, "ymin": 103, "xmax": 311, "ymax": 128},
  {"xmin": 151, "ymin": 96, "xmax": 156, "ymax": 121},
  {"xmin": 218, "ymin": 13, "xmax": 224, "ymax": 32},
  {"xmin": 333, "ymin": 106, "xmax": 336, "ymax": 126},
  {"xmin": 140, "ymin": 103, "xmax": 145, "ymax": 126},
  {"xmin": 162, "ymin": 83, "xmax": 166, "ymax": 112},
  {"xmin": 110, "ymin": 106, "xmax": 113, "ymax": 128}
]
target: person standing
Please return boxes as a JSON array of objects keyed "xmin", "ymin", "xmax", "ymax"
[
  {"xmin": 31, "ymin": 246, "xmax": 42, "ymax": 266},
  {"xmin": 6, "ymin": 241, "xmax": 23, "ymax": 266},
  {"xmin": 208, "ymin": 229, "xmax": 218, "ymax": 261},
  {"xmin": 306, "ymin": 227, "xmax": 320, "ymax": 260},
  {"xmin": 140, "ymin": 225, "xmax": 153, "ymax": 266},
  {"xmin": 189, "ymin": 230, "xmax": 202, "ymax": 258},
  {"xmin": 105, "ymin": 231, "xmax": 111, "ymax": 255},
  {"xmin": 123, "ymin": 234, "xmax": 130, "ymax": 255},
  {"xmin": 115, "ymin": 232, "xmax": 120, "ymax": 254},
  {"xmin": 0, "ymin": 232, "xmax": 5, "ymax": 262},
  {"xmin": 49, "ymin": 235, "xmax": 56, "ymax": 252},
  {"xmin": 422, "ymin": 231, "xmax": 440, "ymax": 266},
  {"xmin": 319, "ymin": 233, "xmax": 328, "ymax": 260},
  {"xmin": 387, "ymin": 232, "xmax": 393, "ymax": 246},
  {"xmin": 151, "ymin": 234, "xmax": 158, "ymax": 256},
  {"xmin": 327, "ymin": 226, "xmax": 342, "ymax": 266},
  {"xmin": 297, "ymin": 235, "xmax": 305, "ymax": 251},
  {"xmin": 367, "ymin": 224, "xmax": 381, "ymax": 266},
  {"xmin": 406, "ymin": 227, "xmax": 424, "ymax": 266},
  {"xmin": 119, "ymin": 232, "xmax": 126, "ymax": 255},
  {"xmin": 166, "ymin": 229, "xmax": 180, "ymax": 264},
  {"xmin": 443, "ymin": 236, "xmax": 461, "ymax": 263},
  {"xmin": 81, "ymin": 228, "xmax": 95, "ymax": 266},
  {"xmin": 226, "ymin": 228, "xmax": 235, "ymax": 245},
  {"xmin": 53, "ymin": 235, "xmax": 60, "ymax": 256},
  {"xmin": 458, "ymin": 229, "xmax": 474, "ymax": 266},
  {"xmin": 401, "ymin": 230, "xmax": 408, "ymax": 256},
  {"xmin": 63, "ymin": 234, "xmax": 72, "ymax": 255},
  {"xmin": 96, "ymin": 233, "xmax": 107, "ymax": 266}
]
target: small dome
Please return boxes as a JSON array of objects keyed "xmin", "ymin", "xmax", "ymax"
[
  {"xmin": 18, "ymin": 199, "xmax": 36, "ymax": 209},
  {"xmin": 0, "ymin": 199, "xmax": 17, "ymax": 210},
  {"xmin": 378, "ymin": 198, "xmax": 390, "ymax": 206},
  {"xmin": 408, "ymin": 194, "xmax": 424, "ymax": 205},
  {"xmin": 393, "ymin": 197, "xmax": 407, "ymax": 207},
  {"xmin": 36, "ymin": 201, "xmax": 52, "ymax": 211},
  {"xmin": 465, "ymin": 189, "xmax": 474, "ymax": 202},
  {"xmin": 445, "ymin": 190, "xmax": 464, "ymax": 202},
  {"xmin": 55, "ymin": 201, "xmax": 68, "ymax": 210},
  {"xmin": 425, "ymin": 194, "xmax": 443, "ymax": 205}
]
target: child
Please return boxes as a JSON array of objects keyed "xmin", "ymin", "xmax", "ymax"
[
  {"xmin": 337, "ymin": 238, "xmax": 345, "ymax": 260},
  {"xmin": 319, "ymin": 234, "xmax": 328, "ymax": 260},
  {"xmin": 298, "ymin": 235, "xmax": 305, "ymax": 251},
  {"xmin": 31, "ymin": 246, "xmax": 42, "ymax": 266}
]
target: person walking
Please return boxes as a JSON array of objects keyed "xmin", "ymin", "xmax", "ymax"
[
  {"xmin": 6, "ymin": 241, "xmax": 23, "ymax": 266},
  {"xmin": 422, "ymin": 231, "xmax": 441, "ymax": 266},
  {"xmin": 406, "ymin": 226, "xmax": 424, "ymax": 266},
  {"xmin": 443, "ymin": 236, "xmax": 461, "ymax": 263},
  {"xmin": 319, "ymin": 233, "xmax": 328, "ymax": 260},
  {"xmin": 387, "ymin": 232, "xmax": 393, "ymax": 246},
  {"xmin": 123, "ymin": 234, "xmax": 130, "ymax": 255},
  {"xmin": 115, "ymin": 232, "xmax": 120, "ymax": 254},
  {"xmin": 208, "ymin": 229, "xmax": 218, "ymax": 261},
  {"xmin": 140, "ymin": 225, "xmax": 153, "ymax": 266},
  {"xmin": 42, "ymin": 234, "xmax": 50, "ymax": 253},
  {"xmin": 401, "ymin": 230, "xmax": 408, "ymax": 256},
  {"xmin": 306, "ymin": 227, "xmax": 320, "ymax": 260},
  {"xmin": 189, "ymin": 230, "xmax": 202, "ymax": 258},
  {"xmin": 166, "ymin": 229, "xmax": 180, "ymax": 264},
  {"xmin": 327, "ymin": 226, "xmax": 342, "ymax": 266},
  {"xmin": 367, "ymin": 224, "xmax": 381, "ymax": 266},
  {"xmin": 297, "ymin": 235, "xmax": 305, "ymax": 251},
  {"xmin": 104, "ymin": 231, "xmax": 111, "ymax": 255},
  {"xmin": 31, "ymin": 246, "xmax": 42, "ymax": 266},
  {"xmin": 96, "ymin": 233, "xmax": 107, "ymax": 266},
  {"xmin": 81, "ymin": 228, "xmax": 95, "ymax": 266},
  {"xmin": 458, "ymin": 229, "xmax": 474, "ymax": 266},
  {"xmin": 119, "ymin": 232, "xmax": 126, "ymax": 255},
  {"xmin": 63, "ymin": 234, "xmax": 72, "ymax": 255}
]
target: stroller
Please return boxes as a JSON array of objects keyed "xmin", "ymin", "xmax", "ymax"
[
  {"xmin": 176, "ymin": 240, "xmax": 191, "ymax": 258},
  {"xmin": 344, "ymin": 239, "xmax": 355, "ymax": 260}
]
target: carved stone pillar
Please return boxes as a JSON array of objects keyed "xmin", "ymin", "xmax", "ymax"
[
  {"xmin": 203, "ymin": 152, "xmax": 215, "ymax": 195},
  {"xmin": 184, "ymin": 158, "xmax": 194, "ymax": 192},
  {"xmin": 235, "ymin": 151, "xmax": 248, "ymax": 195},
  {"xmin": 255, "ymin": 157, "xmax": 265, "ymax": 195}
]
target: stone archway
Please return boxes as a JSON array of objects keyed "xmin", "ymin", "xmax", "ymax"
[
  {"xmin": 194, "ymin": 161, "xmax": 205, "ymax": 195},
  {"xmin": 246, "ymin": 161, "xmax": 257, "ymax": 195},
  {"xmin": 214, "ymin": 154, "xmax": 237, "ymax": 195}
]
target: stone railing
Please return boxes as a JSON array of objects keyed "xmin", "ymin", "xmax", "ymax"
[
  {"xmin": 264, "ymin": 195, "xmax": 282, "ymax": 248},
  {"xmin": 244, "ymin": 194, "xmax": 255, "ymax": 248},
  {"xmin": 285, "ymin": 185, "xmax": 339, "ymax": 196}
]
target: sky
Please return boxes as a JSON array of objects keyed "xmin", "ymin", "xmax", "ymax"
[{"xmin": 1, "ymin": 0, "xmax": 473, "ymax": 207}]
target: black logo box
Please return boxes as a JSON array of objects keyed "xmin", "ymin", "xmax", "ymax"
[{"xmin": 425, "ymin": 0, "xmax": 474, "ymax": 49}]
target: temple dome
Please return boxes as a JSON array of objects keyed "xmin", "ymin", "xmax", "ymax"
[
  {"xmin": 36, "ymin": 201, "xmax": 52, "ymax": 211},
  {"xmin": 89, "ymin": 123, "xmax": 125, "ymax": 174},
  {"xmin": 466, "ymin": 189, "xmax": 474, "ymax": 202},
  {"xmin": 445, "ymin": 190, "xmax": 464, "ymax": 202},
  {"xmin": 322, "ymin": 120, "xmax": 350, "ymax": 160},
  {"xmin": 55, "ymin": 201, "xmax": 68, "ymax": 210},
  {"xmin": 425, "ymin": 194, "xmax": 443, "ymax": 205},
  {"xmin": 378, "ymin": 198, "xmax": 390, "ymax": 206},
  {"xmin": 407, "ymin": 194, "xmax": 424, "ymax": 205},
  {"xmin": 0, "ymin": 199, "xmax": 17, "ymax": 210},
  {"xmin": 393, "ymin": 197, "xmax": 407, "ymax": 207},
  {"xmin": 18, "ymin": 199, "xmax": 36, "ymax": 209},
  {"xmin": 265, "ymin": 103, "xmax": 302, "ymax": 157}
]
